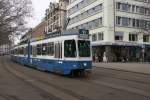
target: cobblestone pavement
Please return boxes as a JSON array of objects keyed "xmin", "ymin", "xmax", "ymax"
[{"xmin": 0, "ymin": 56, "xmax": 150, "ymax": 100}]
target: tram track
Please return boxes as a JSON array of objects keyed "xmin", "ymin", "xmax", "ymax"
[
  {"xmin": 76, "ymin": 68, "xmax": 150, "ymax": 97},
  {"xmin": 0, "ymin": 60, "xmax": 19, "ymax": 100},
  {"xmin": 11, "ymin": 61, "xmax": 150, "ymax": 98},
  {"xmin": 94, "ymin": 66, "xmax": 150, "ymax": 85},
  {"xmin": 4, "ymin": 57, "xmax": 150, "ymax": 99},
  {"xmin": 1, "ymin": 58, "xmax": 62, "ymax": 100},
  {"xmin": 4, "ymin": 58, "xmax": 92, "ymax": 100},
  {"xmin": 92, "ymin": 67, "xmax": 150, "ymax": 90},
  {"xmin": 0, "ymin": 93, "xmax": 18, "ymax": 100}
]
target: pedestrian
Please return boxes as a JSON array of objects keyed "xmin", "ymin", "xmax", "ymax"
[
  {"xmin": 95, "ymin": 54, "xmax": 98, "ymax": 63},
  {"xmin": 98, "ymin": 54, "xmax": 101, "ymax": 62},
  {"xmin": 93, "ymin": 54, "xmax": 96, "ymax": 62},
  {"xmin": 103, "ymin": 52, "xmax": 107, "ymax": 63}
]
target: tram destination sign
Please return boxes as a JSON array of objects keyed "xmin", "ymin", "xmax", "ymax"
[{"xmin": 79, "ymin": 29, "xmax": 89, "ymax": 39}]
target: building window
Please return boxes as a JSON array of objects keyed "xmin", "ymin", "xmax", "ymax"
[
  {"xmin": 68, "ymin": 0, "xmax": 97, "ymax": 15},
  {"xmin": 132, "ymin": 5, "xmax": 135, "ymax": 12},
  {"xmin": 136, "ymin": 19, "xmax": 140, "ymax": 27},
  {"xmin": 116, "ymin": 16, "xmax": 121, "ymax": 25},
  {"xmin": 122, "ymin": 17, "xmax": 129, "ymax": 26},
  {"xmin": 69, "ymin": 4, "xmax": 103, "ymax": 25},
  {"xmin": 98, "ymin": 32, "xmax": 103, "ymax": 40},
  {"xmin": 73, "ymin": 18, "xmax": 103, "ymax": 30},
  {"xmin": 116, "ymin": 2, "xmax": 121, "ymax": 9},
  {"xmin": 116, "ymin": 2, "xmax": 150, "ymax": 15},
  {"xmin": 129, "ymin": 34, "xmax": 138, "ymax": 41},
  {"xmin": 115, "ymin": 36, "xmax": 123, "ymax": 41},
  {"xmin": 132, "ymin": 19, "xmax": 136, "ymax": 27},
  {"xmin": 122, "ymin": 4, "xmax": 130, "ymax": 11},
  {"xmin": 116, "ymin": 16, "xmax": 150, "ymax": 29},
  {"xmin": 115, "ymin": 32, "xmax": 124, "ymax": 41},
  {"xmin": 143, "ymin": 35, "xmax": 150, "ymax": 42},
  {"xmin": 92, "ymin": 34, "xmax": 97, "ymax": 41}
]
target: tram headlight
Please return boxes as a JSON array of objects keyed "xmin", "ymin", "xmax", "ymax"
[
  {"xmin": 83, "ymin": 63, "xmax": 87, "ymax": 66},
  {"xmin": 73, "ymin": 65, "xmax": 77, "ymax": 67}
]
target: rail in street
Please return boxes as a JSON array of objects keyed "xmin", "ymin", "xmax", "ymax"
[{"xmin": 0, "ymin": 56, "xmax": 150, "ymax": 100}]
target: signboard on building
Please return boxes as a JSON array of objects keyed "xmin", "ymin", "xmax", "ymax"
[{"xmin": 79, "ymin": 29, "xmax": 89, "ymax": 39}]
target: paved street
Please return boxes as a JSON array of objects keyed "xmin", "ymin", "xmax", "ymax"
[
  {"xmin": 0, "ymin": 56, "xmax": 150, "ymax": 100},
  {"xmin": 94, "ymin": 63, "xmax": 150, "ymax": 75}
]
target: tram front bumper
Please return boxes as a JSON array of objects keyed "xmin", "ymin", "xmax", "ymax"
[{"xmin": 72, "ymin": 61, "xmax": 92, "ymax": 70}]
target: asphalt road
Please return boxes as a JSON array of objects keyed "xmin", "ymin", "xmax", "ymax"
[{"xmin": 0, "ymin": 56, "xmax": 150, "ymax": 100}]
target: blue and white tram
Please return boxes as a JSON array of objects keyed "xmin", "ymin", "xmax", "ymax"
[{"xmin": 11, "ymin": 30, "xmax": 92, "ymax": 75}]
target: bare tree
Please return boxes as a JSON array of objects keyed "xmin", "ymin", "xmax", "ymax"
[{"xmin": 0, "ymin": 0, "xmax": 32, "ymax": 45}]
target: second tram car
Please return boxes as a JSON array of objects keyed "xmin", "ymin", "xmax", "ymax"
[{"xmin": 11, "ymin": 29, "xmax": 92, "ymax": 75}]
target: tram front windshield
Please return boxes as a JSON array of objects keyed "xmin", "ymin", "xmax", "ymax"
[
  {"xmin": 64, "ymin": 40, "xmax": 76, "ymax": 57},
  {"xmin": 64, "ymin": 40, "xmax": 90, "ymax": 58},
  {"xmin": 78, "ymin": 40, "xmax": 90, "ymax": 57}
]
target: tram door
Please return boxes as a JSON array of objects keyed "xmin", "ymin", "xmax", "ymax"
[
  {"xmin": 54, "ymin": 42, "xmax": 62, "ymax": 70},
  {"xmin": 55, "ymin": 42, "xmax": 62, "ymax": 59}
]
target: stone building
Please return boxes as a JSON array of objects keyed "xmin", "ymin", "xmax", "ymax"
[{"xmin": 45, "ymin": 0, "xmax": 69, "ymax": 36}]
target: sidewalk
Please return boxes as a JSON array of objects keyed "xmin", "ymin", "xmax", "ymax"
[{"xmin": 93, "ymin": 63, "xmax": 150, "ymax": 75}]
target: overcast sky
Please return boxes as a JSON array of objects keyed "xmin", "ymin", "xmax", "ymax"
[{"xmin": 27, "ymin": 0, "xmax": 52, "ymax": 28}]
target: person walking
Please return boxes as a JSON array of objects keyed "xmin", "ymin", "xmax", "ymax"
[{"xmin": 103, "ymin": 52, "xmax": 107, "ymax": 63}]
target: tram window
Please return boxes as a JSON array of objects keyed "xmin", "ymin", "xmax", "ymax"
[
  {"xmin": 16, "ymin": 49, "xmax": 19, "ymax": 55},
  {"xmin": 47, "ymin": 42, "xmax": 54, "ymax": 56},
  {"xmin": 19, "ymin": 48, "xmax": 21, "ymax": 54},
  {"xmin": 16, "ymin": 49, "xmax": 18, "ymax": 55},
  {"xmin": 17, "ymin": 49, "xmax": 19, "ymax": 55},
  {"xmin": 32, "ymin": 46, "xmax": 33, "ymax": 55},
  {"xmin": 25, "ymin": 47, "xmax": 27, "ymax": 56},
  {"xmin": 51, "ymin": 43, "xmax": 54, "ymax": 55},
  {"xmin": 42, "ymin": 43, "xmax": 47, "ymax": 55},
  {"xmin": 25, "ymin": 47, "xmax": 28, "ymax": 55},
  {"xmin": 14, "ymin": 49, "xmax": 16, "ymax": 54},
  {"xmin": 21, "ymin": 48, "xmax": 23, "ymax": 55},
  {"xmin": 64, "ymin": 40, "xmax": 76, "ymax": 57},
  {"xmin": 31, "ymin": 46, "xmax": 32, "ymax": 55},
  {"xmin": 78, "ymin": 40, "xmax": 90, "ymax": 57},
  {"xmin": 37, "ymin": 44, "xmax": 42, "ymax": 55},
  {"xmin": 15, "ymin": 49, "xmax": 17, "ymax": 55},
  {"xmin": 18, "ymin": 48, "xmax": 20, "ymax": 54},
  {"xmin": 32, "ymin": 46, "xmax": 37, "ymax": 57},
  {"xmin": 24, "ymin": 47, "xmax": 26, "ymax": 56},
  {"xmin": 20, "ymin": 48, "xmax": 21, "ymax": 54},
  {"xmin": 21, "ymin": 47, "xmax": 24, "ymax": 55}
]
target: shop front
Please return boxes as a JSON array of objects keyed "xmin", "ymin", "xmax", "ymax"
[{"xmin": 92, "ymin": 43, "xmax": 150, "ymax": 62}]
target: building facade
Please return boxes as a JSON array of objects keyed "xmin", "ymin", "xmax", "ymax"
[
  {"xmin": 45, "ymin": 0, "xmax": 69, "ymax": 36},
  {"xmin": 67, "ymin": 0, "xmax": 150, "ymax": 62},
  {"xmin": 20, "ymin": 19, "xmax": 47, "ymax": 44},
  {"xmin": 31, "ymin": 19, "xmax": 47, "ymax": 40},
  {"xmin": 0, "ymin": 44, "xmax": 10, "ymax": 55}
]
